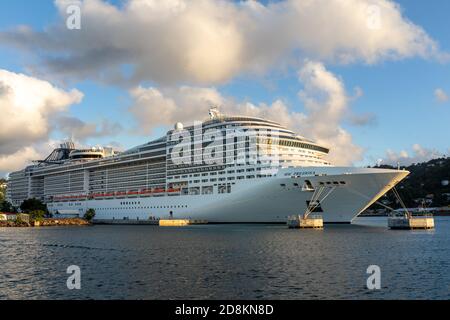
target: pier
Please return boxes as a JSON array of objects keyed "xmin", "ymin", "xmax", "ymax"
[
  {"xmin": 287, "ymin": 215, "xmax": 323, "ymax": 229},
  {"xmin": 92, "ymin": 218, "xmax": 208, "ymax": 226},
  {"xmin": 93, "ymin": 219, "xmax": 159, "ymax": 225},
  {"xmin": 159, "ymin": 219, "xmax": 208, "ymax": 227},
  {"xmin": 388, "ymin": 214, "xmax": 435, "ymax": 230}
]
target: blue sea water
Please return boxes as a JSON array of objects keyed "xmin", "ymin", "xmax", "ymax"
[{"xmin": 0, "ymin": 217, "xmax": 449, "ymax": 300}]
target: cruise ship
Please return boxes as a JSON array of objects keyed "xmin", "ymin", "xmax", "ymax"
[{"xmin": 6, "ymin": 109, "xmax": 409, "ymax": 223}]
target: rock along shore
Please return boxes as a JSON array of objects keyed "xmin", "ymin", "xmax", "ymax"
[{"xmin": 0, "ymin": 218, "xmax": 91, "ymax": 228}]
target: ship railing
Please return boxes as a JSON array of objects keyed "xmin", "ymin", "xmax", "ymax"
[
  {"xmin": 53, "ymin": 194, "xmax": 88, "ymax": 201},
  {"xmin": 70, "ymin": 188, "xmax": 183, "ymax": 200},
  {"xmin": 389, "ymin": 211, "xmax": 434, "ymax": 218}
]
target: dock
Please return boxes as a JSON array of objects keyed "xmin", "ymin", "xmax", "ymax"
[
  {"xmin": 159, "ymin": 219, "xmax": 208, "ymax": 227},
  {"xmin": 91, "ymin": 218, "xmax": 208, "ymax": 226},
  {"xmin": 287, "ymin": 215, "xmax": 323, "ymax": 229},
  {"xmin": 94, "ymin": 219, "xmax": 159, "ymax": 225},
  {"xmin": 388, "ymin": 215, "xmax": 435, "ymax": 230}
]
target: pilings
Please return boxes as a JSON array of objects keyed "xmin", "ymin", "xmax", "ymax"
[
  {"xmin": 287, "ymin": 215, "xmax": 323, "ymax": 229},
  {"xmin": 388, "ymin": 215, "xmax": 435, "ymax": 230}
]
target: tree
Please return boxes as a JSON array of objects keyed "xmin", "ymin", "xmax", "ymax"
[
  {"xmin": 0, "ymin": 200, "xmax": 14, "ymax": 213},
  {"xmin": 0, "ymin": 178, "xmax": 6, "ymax": 203},
  {"xmin": 29, "ymin": 210, "xmax": 46, "ymax": 222},
  {"xmin": 367, "ymin": 157, "xmax": 450, "ymax": 212},
  {"xmin": 20, "ymin": 198, "xmax": 47, "ymax": 214},
  {"xmin": 84, "ymin": 208, "xmax": 96, "ymax": 221}
]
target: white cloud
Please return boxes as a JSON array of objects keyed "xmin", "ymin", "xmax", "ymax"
[
  {"xmin": 0, "ymin": 147, "xmax": 41, "ymax": 176},
  {"xmin": 0, "ymin": 141, "xmax": 57, "ymax": 177},
  {"xmin": 384, "ymin": 144, "xmax": 446, "ymax": 166},
  {"xmin": 0, "ymin": 69, "xmax": 83, "ymax": 158},
  {"xmin": 434, "ymin": 88, "xmax": 448, "ymax": 103},
  {"xmin": 129, "ymin": 61, "xmax": 363, "ymax": 165},
  {"xmin": 129, "ymin": 85, "xmax": 225, "ymax": 133},
  {"xmin": 53, "ymin": 116, "xmax": 123, "ymax": 141},
  {"xmin": 296, "ymin": 61, "xmax": 364, "ymax": 165},
  {"xmin": 0, "ymin": 0, "xmax": 446, "ymax": 85}
]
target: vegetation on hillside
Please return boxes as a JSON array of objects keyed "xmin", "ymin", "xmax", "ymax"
[
  {"xmin": 20, "ymin": 198, "xmax": 48, "ymax": 214},
  {"xmin": 370, "ymin": 157, "xmax": 450, "ymax": 209},
  {"xmin": 0, "ymin": 201, "xmax": 15, "ymax": 213},
  {"xmin": 0, "ymin": 178, "xmax": 6, "ymax": 203},
  {"xmin": 29, "ymin": 210, "xmax": 46, "ymax": 222},
  {"xmin": 0, "ymin": 178, "xmax": 16, "ymax": 213}
]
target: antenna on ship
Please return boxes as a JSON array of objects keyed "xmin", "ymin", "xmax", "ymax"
[
  {"xmin": 208, "ymin": 105, "xmax": 223, "ymax": 120},
  {"xmin": 60, "ymin": 134, "xmax": 75, "ymax": 150}
]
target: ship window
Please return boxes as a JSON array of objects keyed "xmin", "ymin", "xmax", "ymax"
[
  {"xmin": 202, "ymin": 186, "xmax": 213, "ymax": 194},
  {"xmin": 280, "ymin": 184, "xmax": 286, "ymax": 187},
  {"xmin": 189, "ymin": 187, "xmax": 200, "ymax": 195},
  {"xmin": 340, "ymin": 181, "xmax": 346, "ymax": 185}
]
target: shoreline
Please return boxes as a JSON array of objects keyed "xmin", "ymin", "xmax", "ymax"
[{"xmin": 0, "ymin": 218, "xmax": 91, "ymax": 228}]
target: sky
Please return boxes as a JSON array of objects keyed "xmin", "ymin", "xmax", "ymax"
[{"xmin": 0, "ymin": 0, "xmax": 449, "ymax": 177}]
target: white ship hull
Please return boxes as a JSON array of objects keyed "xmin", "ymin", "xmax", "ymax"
[{"xmin": 49, "ymin": 167, "xmax": 408, "ymax": 223}]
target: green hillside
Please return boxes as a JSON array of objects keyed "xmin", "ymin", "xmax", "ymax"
[{"xmin": 370, "ymin": 157, "xmax": 450, "ymax": 209}]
